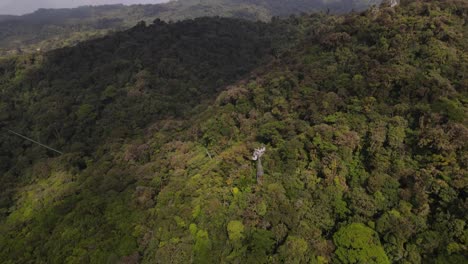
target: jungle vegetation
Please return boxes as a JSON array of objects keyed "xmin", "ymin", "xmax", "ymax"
[{"xmin": 0, "ymin": 0, "xmax": 467, "ymax": 263}]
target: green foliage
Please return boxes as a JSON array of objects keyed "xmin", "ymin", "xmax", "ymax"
[
  {"xmin": 432, "ymin": 98, "xmax": 465, "ymax": 122},
  {"xmin": 333, "ymin": 223, "xmax": 390, "ymax": 264},
  {"xmin": 278, "ymin": 236, "xmax": 309, "ymax": 264},
  {"xmin": 247, "ymin": 229, "xmax": 275, "ymax": 262},
  {"xmin": 227, "ymin": 220, "xmax": 245, "ymax": 242},
  {"xmin": 193, "ymin": 229, "xmax": 212, "ymax": 263},
  {"xmin": 1, "ymin": 0, "xmax": 467, "ymax": 263},
  {"xmin": 76, "ymin": 104, "xmax": 96, "ymax": 120}
]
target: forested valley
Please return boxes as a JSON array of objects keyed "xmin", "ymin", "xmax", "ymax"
[{"xmin": 0, "ymin": 0, "xmax": 467, "ymax": 263}]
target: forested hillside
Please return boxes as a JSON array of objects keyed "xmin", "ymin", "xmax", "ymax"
[
  {"xmin": 0, "ymin": 0, "xmax": 381, "ymax": 56},
  {"xmin": 0, "ymin": 0, "xmax": 467, "ymax": 263}
]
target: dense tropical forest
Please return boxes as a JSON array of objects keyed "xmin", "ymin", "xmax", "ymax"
[
  {"xmin": 0, "ymin": 0, "xmax": 467, "ymax": 263},
  {"xmin": 0, "ymin": 0, "xmax": 381, "ymax": 55}
]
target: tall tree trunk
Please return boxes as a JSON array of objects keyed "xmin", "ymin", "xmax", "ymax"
[{"xmin": 256, "ymin": 158, "xmax": 264, "ymax": 184}]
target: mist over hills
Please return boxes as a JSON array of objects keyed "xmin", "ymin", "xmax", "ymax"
[{"xmin": 0, "ymin": 0, "xmax": 466, "ymax": 263}]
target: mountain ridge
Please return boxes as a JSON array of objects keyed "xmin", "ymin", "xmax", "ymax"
[{"xmin": 0, "ymin": 0, "xmax": 382, "ymax": 56}]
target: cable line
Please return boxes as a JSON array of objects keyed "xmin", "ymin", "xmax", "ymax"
[{"xmin": 3, "ymin": 128, "xmax": 63, "ymax": 155}]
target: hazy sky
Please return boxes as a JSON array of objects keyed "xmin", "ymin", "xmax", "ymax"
[{"xmin": 0, "ymin": 0, "xmax": 169, "ymax": 15}]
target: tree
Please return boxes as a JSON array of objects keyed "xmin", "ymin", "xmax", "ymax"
[
  {"xmin": 333, "ymin": 223, "xmax": 390, "ymax": 264},
  {"xmin": 227, "ymin": 220, "xmax": 245, "ymax": 243},
  {"xmin": 193, "ymin": 229, "xmax": 212, "ymax": 263},
  {"xmin": 278, "ymin": 236, "xmax": 309, "ymax": 264},
  {"xmin": 252, "ymin": 146, "xmax": 266, "ymax": 184}
]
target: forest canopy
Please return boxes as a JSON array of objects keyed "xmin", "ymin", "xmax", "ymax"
[{"xmin": 0, "ymin": 0, "xmax": 467, "ymax": 263}]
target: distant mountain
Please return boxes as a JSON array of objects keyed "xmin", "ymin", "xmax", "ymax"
[
  {"xmin": 0, "ymin": 15, "xmax": 16, "ymax": 21},
  {"xmin": 0, "ymin": 14, "xmax": 16, "ymax": 19},
  {"xmin": 0, "ymin": 0, "xmax": 168, "ymax": 15},
  {"xmin": 0, "ymin": 0, "xmax": 382, "ymax": 56}
]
